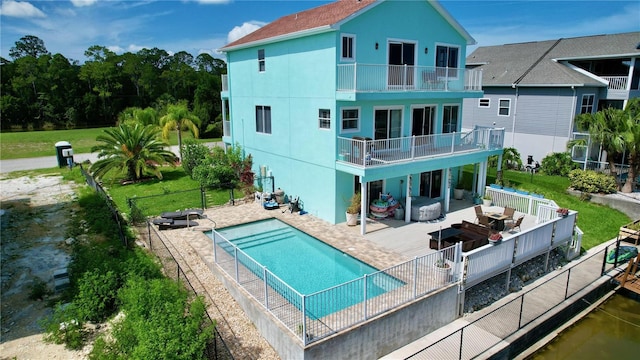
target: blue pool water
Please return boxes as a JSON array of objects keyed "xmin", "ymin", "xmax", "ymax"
[{"xmin": 208, "ymin": 218, "xmax": 403, "ymax": 317}]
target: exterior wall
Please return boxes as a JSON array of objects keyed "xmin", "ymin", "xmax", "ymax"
[
  {"xmin": 225, "ymin": 0, "xmax": 475, "ymax": 225},
  {"xmin": 463, "ymin": 87, "xmax": 580, "ymax": 163},
  {"xmin": 337, "ymin": 0, "xmax": 468, "ymax": 68},
  {"xmin": 226, "ymin": 31, "xmax": 340, "ymax": 221}
]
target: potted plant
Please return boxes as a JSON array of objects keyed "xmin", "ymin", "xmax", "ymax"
[
  {"xmin": 488, "ymin": 231, "xmax": 502, "ymax": 245},
  {"xmin": 454, "ymin": 182, "xmax": 464, "ymax": 200},
  {"xmin": 345, "ymin": 192, "xmax": 361, "ymax": 226},
  {"xmin": 556, "ymin": 208, "xmax": 569, "ymax": 218},
  {"xmin": 482, "ymin": 194, "xmax": 492, "ymax": 207},
  {"xmin": 433, "ymin": 256, "xmax": 451, "ymax": 284}
]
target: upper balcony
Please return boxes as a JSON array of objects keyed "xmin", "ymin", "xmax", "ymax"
[
  {"xmin": 337, "ymin": 128, "xmax": 504, "ymax": 169},
  {"xmin": 337, "ymin": 64, "xmax": 482, "ymax": 96}
]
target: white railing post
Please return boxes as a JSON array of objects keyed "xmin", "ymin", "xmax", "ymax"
[
  {"xmin": 363, "ymin": 274, "xmax": 368, "ymax": 320},
  {"xmin": 411, "ymin": 136, "xmax": 416, "ymax": 159},
  {"xmin": 451, "ymin": 132, "xmax": 456, "ymax": 153},
  {"xmin": 403, "ymin": 64, "xmax": 407, "ymax": 90},
  {"xmin": 301, "ymin": 295, "xmax": 307, "ymax": 345},
  {"xmin": 213, "ymin": 233, "xmax": 218, "ymax": 263},
  {"xmin": 263, "ymin": 267, "xmax": 269, "ymax": 309},
  {"xmin": 234, "ymin": 247, "xmax": 239, "ymax": 282},
  {"xmin": 413, "ymin": 256, "xmax": 418, "ymax": 298},
  {"xmin": 353, "ymin": 62, "xmax": 357, "ymax": 92}
]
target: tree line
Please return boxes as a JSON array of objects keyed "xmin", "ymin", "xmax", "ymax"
[{"xmin": 0, "ymin": 35, "xmax": 226, "ymax": 136}]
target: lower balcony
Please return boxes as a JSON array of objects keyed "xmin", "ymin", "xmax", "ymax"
[{"xmin": 338, "ymin": 128, "xmax": 504, "ymax": 168}]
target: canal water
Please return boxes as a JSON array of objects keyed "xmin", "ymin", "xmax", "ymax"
[{"xmin": 528, "ymin": 293, "xmax": 640, "ymax": 358}]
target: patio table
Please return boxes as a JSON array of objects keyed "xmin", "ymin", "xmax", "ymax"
[{"xmin": 487, "ymin": 213, "xmax": 509, "ymax": 231}]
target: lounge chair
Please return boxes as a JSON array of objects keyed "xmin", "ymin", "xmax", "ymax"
[
  {"xmin": 504, "ymin": 215, "xmax": 524, "ymax": 233},
  {"xmin": 153, "ymin": 217, "xmax": 199, "ymax": 230},
  {"xmin": 160, "ymin": 208, "xmax": 204, "ymax": 220}
]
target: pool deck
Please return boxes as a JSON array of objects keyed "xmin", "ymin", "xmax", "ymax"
[{"xmin": 177, "ymin": 197, "xmax": 539, "ymax": 272}]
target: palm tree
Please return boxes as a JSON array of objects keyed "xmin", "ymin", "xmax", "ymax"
[
  {"xmin": 160, "ymin": 102, "xmax": 201, "ymax": 161},
  {"xmin": 90, "ymin": 123, "xmax": 177, "ymax": 181},
  {"xmin": 621, "ymin": 98, "xmax": 640, "ymax": 193},
  {"xmin": 570, "ymin": 107, "xmax": 626, "ymax": 178}
]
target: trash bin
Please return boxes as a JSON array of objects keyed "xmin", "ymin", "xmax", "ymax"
[{"xmin": 55, "ymin": 141, "xmax": 73, "ymax": 168}]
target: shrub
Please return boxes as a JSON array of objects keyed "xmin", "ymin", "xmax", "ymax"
[
  {"xmin": 41, "ymin": 303, "xmax": 85, "ymax": 350},
  {"xmin": 90, "ymin": 277, "xmax": 213, "ymax": 359},
  {"xmin": 74, "ymin": 270, "xmax": 120, "ymax": 322},
  {"xmin": 181, "ymin": 139, "xmax": 210, "ymax": 178},
  {"xmin": 540, "ymin": 152, "xmax": 578, "ymax": 176},
  {"xmin": 568, "ymin": 169, "xmax": 618, "ymax": 194},
  {"xmin": 28, "ymin": 277, "xmax": 52, "ymax": 300}
]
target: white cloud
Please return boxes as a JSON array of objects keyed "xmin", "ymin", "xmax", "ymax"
[
  {"xmin": 70, "ymin": 0, "xmax": 97, "ymax": 7},
  {"xmin": 227, "ymin": 21, "xmax": 265, "ymax": 43},
  {"xmin": 0, "ymin": 0, "xmax": 46, "ymax": 18}
]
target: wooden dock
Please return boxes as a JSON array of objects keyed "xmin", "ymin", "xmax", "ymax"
[{"xmin": 614, "ymin": 254, "xmax": 640, "ymax": 294}]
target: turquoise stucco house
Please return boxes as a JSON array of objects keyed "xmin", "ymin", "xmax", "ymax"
[{"xmin": 219, "ymin": 0, "xmax": 504, "ymax": 234}]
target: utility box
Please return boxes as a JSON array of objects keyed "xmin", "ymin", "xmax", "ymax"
[{"xmin": 55, "ymin": 141, "xmax": 73, "ymax": 168}]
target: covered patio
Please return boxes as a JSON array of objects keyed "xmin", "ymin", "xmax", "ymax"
[{"xmin": 343, "ymin": 194, "xmax": 541, "ymax": 258}]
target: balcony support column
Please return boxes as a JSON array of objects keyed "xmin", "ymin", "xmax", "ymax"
[
  {"xmin": 404, "ymin": 175, "xmax": 412, "ymax": 223},
  {"xmin": 359, "ymin": 177, "xmax": 367, "ymax": 235}
]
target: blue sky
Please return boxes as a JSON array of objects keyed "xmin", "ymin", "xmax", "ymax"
[{"xmin": 1, "ymin": 0, "xmax": 639, "ymax": 62}]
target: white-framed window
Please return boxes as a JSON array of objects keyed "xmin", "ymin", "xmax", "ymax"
[
  {"xmin": 580, "ymin": 94, "xmax": 595, "ymax": 114},
  {"xmin": 341, "ymin": 107, "xmax": 360, "ymax": 132},
  {"xmin": 255, "ymin": 105, "xmax": 271, "ymax": 134},
  {"xmin": 442, "ymin": 104, "xmax": 459, "ymax": 133},
  {"xmin": 479, "ymin": 98, "xmax": 490, "ymax": 108},
  {"xmin": 258, "ymin": 49, "xmax": 265, "ymax": 72},
  {"xmin": 319, "ymin": 109, "xmax": 331, "ymax": 129},
  {"xmin": 341, "ymin": 34, "xmax": 355, "ymax": 61},
  {"xmin": 435, "ymin": 44, "xmax": 460, "ymax": 78},
  {"xmin": 498, "ymin": 98, "xmax": 511, "ymax": 116}
]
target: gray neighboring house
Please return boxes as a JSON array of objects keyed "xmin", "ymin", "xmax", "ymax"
[{"xmin": 462, "ymin": 31, "xmax": 640, "ymax": 168}]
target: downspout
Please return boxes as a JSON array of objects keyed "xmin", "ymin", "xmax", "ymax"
[{"xmin": 511, "ymin": 85, "xmax": 518, "ymax": 146}]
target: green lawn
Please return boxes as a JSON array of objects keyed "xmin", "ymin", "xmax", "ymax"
[
  {"xmin": 2, "ymin": 162, "xmax": 631, "ymax": 251},
  {"xmin": 464, "ymin": 167, "xmax": 632, "ymax": 250},
  {"xmin": 0, "ymin": 128, "xmax": 217, "ymax": 160}
]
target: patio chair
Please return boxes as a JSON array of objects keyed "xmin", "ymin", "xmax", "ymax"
[
  {"xmin": 474, "ymin": 205, "xmax": 484, "ymax": 222},
  {"xmin": 502, "ymin": 207, "xmax": 515, "ymax": 221},
  {"xmin": 504, "ymin": 215, "xmax": 524, "ymax": 233},
  {"xmin": 477, "ymin": 215, "xmax": 495, "ymax": 229}
]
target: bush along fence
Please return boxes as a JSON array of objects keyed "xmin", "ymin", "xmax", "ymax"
[
  {"xmin": 143, "ymin": 221, "xmax": 234, "ymax": 360},
  {"xmin": 78, "ymin": 165, "xmax": 234, "ymax": 360},
  {"xmin": 78, "ymin": 164, "xmax": 128, "ymax": 246}
]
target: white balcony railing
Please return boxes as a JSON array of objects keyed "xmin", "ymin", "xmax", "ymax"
[
  {"xmin": 337, "ymin": 128, "xmax": 504, "ymax": 168},
  {"xmin": 337, "ymin": 63, "xmax": 482, "ymax": 92},
  {"xmin": 601, "ymin": 76, "xmax": 628, "ymax": 90}
]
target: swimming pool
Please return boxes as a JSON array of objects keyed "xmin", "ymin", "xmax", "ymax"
[{"xmin": 208, "ymin": 218, "xmax": 403, "ymax": 317}]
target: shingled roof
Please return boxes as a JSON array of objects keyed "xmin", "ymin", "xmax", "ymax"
[
  {"xmin": 466, "ymin": 31, "xmax": 640, "ymax": 87},
  {"xmin": 221, "ymin": 0, "xmax": 377, "ymax": 50},
  {"xmin": 220, "ymin": 0, "xmax": 474, "ymax": 51}
]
